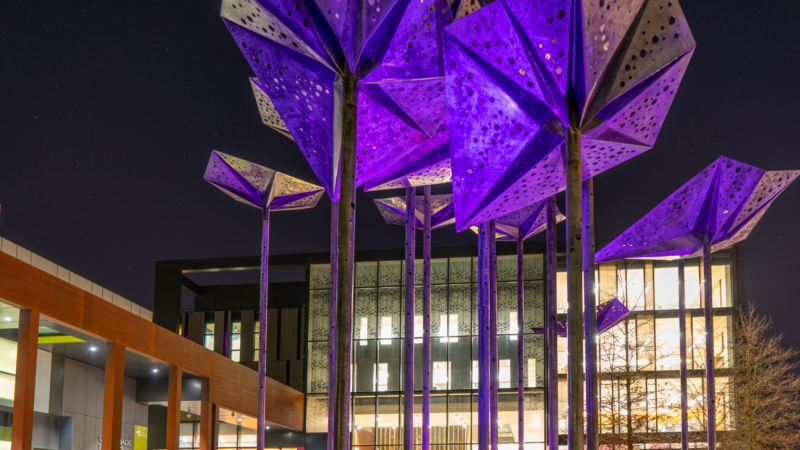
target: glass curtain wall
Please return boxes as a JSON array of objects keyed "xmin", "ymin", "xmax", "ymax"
[{"xmin": 307, "ymin": 255, "xmax": 548, "ymax": 450}]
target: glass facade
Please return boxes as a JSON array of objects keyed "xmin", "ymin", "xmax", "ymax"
[
  {"xmin": 307, "ymin": 251, "xmax": 737, "ymax": 445},
  {"xmin": 308, "ymin": 255, "xmax": 547, "ymax": 449}
]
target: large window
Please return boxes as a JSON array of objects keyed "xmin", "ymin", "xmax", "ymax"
[
  {"xmin": 230, "ymin": 311, "xmax": 242, "ymax": 362},
  {"xmin": 203, "ymin": 312, "xmax": 215, "ymax": 351},
  {"xmin": 307, "ymin": 255, "xmax": 547, "ymax": 447}
]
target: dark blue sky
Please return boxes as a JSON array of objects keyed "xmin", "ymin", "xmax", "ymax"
[{"xmin": 1, "ymin": 1, "xmax": 799, "ymax": 346}]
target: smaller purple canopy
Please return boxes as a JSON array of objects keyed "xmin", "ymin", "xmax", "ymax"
[
  {"xmin": 535, "ymin": 298, "xmax": 631, "ymax": 338},
  {"xmin": 204, "ymin": 150, "xmax": 324, "ymax": 211},
  {"xmin": 469, "ymin": 199, "xmax": 564, "ymax": 242},
  {"xmin": 597, "ymin": 156, "xmax": 799, "ymax": 262},
  {"xmin": 374, "ymin": 194, "xmax": 455, "ymax": 230}
]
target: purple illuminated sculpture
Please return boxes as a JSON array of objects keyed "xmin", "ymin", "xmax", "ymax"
[
  {"xmin": 442, "ymin": 1, "xmax": 696, "ymax": 230},
  {"xmin": 203, "ymin": 150, "xmax": 323, "ymax": 450},
  {"xmin": 374, "ymin": 191, "xmax": 454, "ymax": 449},
  {"xmin": 470, "ymin": 199, "xmax": 563, "ymax": 450},
  {"xmin": 596, "ymin": 156, "xmax": 799, "ymax": 448},
  {"xmin": 442, "ymin": 1, "xmax": 696, "ymax": 448},
  {"xmin": 535, "ymin": 298, "xmax": 631, "ymax": 338},
  {"xmin": 221, "ymin": 0, "xmax": 459, "ymax": 448},
  {"xmin": 596, "ymin": 157, "xmax": 799, "ymax": 262},
  {"xmin": 375, "ymin": 194, "xmax": 455, "ymax": 230}
]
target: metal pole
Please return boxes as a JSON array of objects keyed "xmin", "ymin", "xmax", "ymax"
[
  {"xmin": 332, "ymin": 69, "xmax": 358, "ymax": 450},
  {"xmin": 328, "ymin": 201, "xmax": 339, "ymax": 450},
  {"xmin": 582, "ymin": 179, "xmax": 598, "ymax": 450},
  {"xmin": 478, "ymin": 221, "xmax": 492, "ymax": 450},
  {"xmin": 489, "ymin": 220, "xmax": 498, "ymax": 450},
  {"xmin": 404, "ymin": 187, "xmax": 416, "ymax": 450},
  {"xmin": 703, "ymin": 244, "xmax": 716, "ymax": 449},
  {"xmin": 423, "ymin": 186, "xmax": 432, "ymax": 450},
  {"xmin": 678, "ymin": 259, "xmax": 688, "ymax": 450},
  {"xmin": 517, "ymin": 238, "xmax": 524, "ymax": 450},
  {"xmin": 545, "ymin": 197, "xmax": 558, "ymax": 450},
  {"xmin": 257, "ymin": 207, "xmax": 270, "ymax": 450},
  {"xmin": 565, "ymin": 112, "xmax": 584, "ymax": 450}
]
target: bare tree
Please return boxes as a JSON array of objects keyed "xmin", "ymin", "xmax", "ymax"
[
  {"xmin": 596, "ymin": 262, "xmax": 676, "ymax": 449},
  {"xmin": 720, "ymin": 306, "xmax": 800, "ymax": 450}
]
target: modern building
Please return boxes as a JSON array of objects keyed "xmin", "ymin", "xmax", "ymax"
[
  {"xmin": 153, "ymin": 241, "xmax": 744, "ymax": 449},
  {"xmin": 0, "ymin": 236, "xmax": 303, "ymax": 450}
]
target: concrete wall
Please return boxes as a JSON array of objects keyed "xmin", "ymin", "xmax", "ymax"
[{"xmin": 59, "ymin": 358, "xmax": 148, "ymax": 450}]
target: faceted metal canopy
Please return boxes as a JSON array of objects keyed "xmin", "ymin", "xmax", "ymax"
[
  {"xmin": 442, "ymin": 0, "xmax": 696, "ymax": 230},
  {"xmin": 374, "ymin": 194, "xmax": 455, "ymax": 230},
  {"xmin": 536, "ymin": 298, "xmax": 631, "ymax": 338},
  {"xmin": 469, "ymin": 198, "xmax": 564, "ymax": 241},
  {"xmin": 204, "ymin": 150, "xmax": 324, "ymax": 211},
  {"xmin": 223, "ymin": 0, "xmax": 455, "ymax": 200},
  {"xmin": 596, "ymin": 156, "xmax": 800, "ymax": 262}
]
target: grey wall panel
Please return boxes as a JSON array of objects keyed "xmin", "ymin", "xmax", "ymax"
[
  {"xmin": 32, "ymin": 413, "xmax": 61, "ymax": 449},
  {"xmin": 213, "ymin": 311, "xmax": 226, "ymax": 355},
  {"xmin": 279, "ymin": 309, "xmax": 298, "ymax": 361},
  {"xmin": 85, "ymin": 366, "xmax": 98, "ymax": 418},
  {"xmin": 124, "ymin": 378, "xmax": 137, "ymax": 425},
  {"xmin": 50, "ymin": 353, "xmax": 65, "ymax": 416},
  {"xmin": 34, "ymin": 350, "xmax": 53, "ymax": 413},
  {"xmin": 187, "ymin": 312, "xmax": 205, "ymax": 345},
  {"xmin": 135, "ymin": 403, "xmax": 148, "ymax": 428},
  {"xmin": 241, "ymin": 310, "xmax": 255, "ymax": 363},
  {"xmin": 73, "ymin": 414, "xmax": 86, "ymax": 450},
  {"xmin": 95, "ymin": 367, "xmax": 105, "ymax": 419},
  {"xmin": 63, "ymin": 358, "xmax": 76, "ymax": 414},
  {"xmin": 84, "ymin": 414, "xmax": 96, "ymax": 450},
  {"xmin": 73, "ymin": 362, "xmax": 87, "ymax": 415},
  {"xmin": 123, "ymin": 423, "xmax": 135, "ymax": 446},
  {"xmin": 59, "ymin": 415, "xmax": 73, "ymax": 450},
  {"xmin": 266, "ymin": 360, "xmax": 286, "ymax": 384},
  {"xmin": 266, "ymin": 309, "xmax": 278, "ymax": 361}
]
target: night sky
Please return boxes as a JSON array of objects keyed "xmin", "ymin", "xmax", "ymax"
[{"xmin": 1, "ymin": 1, "xmax": 799, "ymax": 347}]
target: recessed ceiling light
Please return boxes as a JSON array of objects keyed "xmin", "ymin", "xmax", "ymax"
[
  {"xmin": 4, "ymin": 317, "xmax": 10, "ymax": 322},
  {"xmin": 153, "ymin": 368, "xmax": 159, "ymax": 373},
  {"xmin": 238, "ymin": 418, "xmax": 241, "ymax": 422},
  {"xmin": 90, "ymin": 346, "xmax": 97, "ymax": 352}
]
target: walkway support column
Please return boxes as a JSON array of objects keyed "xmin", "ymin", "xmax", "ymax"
[
  {"xmin": 199, "ymin": 378, "xmax": 216, "ymax": 450},
  {"xmin": 545, "ymin": 198, "xmax": 558, "ymax": 450},
  {"xmin": 678, "ymin": 260, "xmax": 688, "ymax": 450},
  {"xmin": 489, "ymin": 220, "xmax": 498, "ymax": 450},
  {"xmin": 257, "ymin": 208, "xmax": 270, "ymax": 450},
  {"xmin": 582, "ymin": 179, "xmax": 598, "ymax": 450},
  {"xmin": 328, "ymin": 200, "xmax": 339, "ymax": 450},
  {"xmin": 477, "ymin": 221, "xmax": 492, "ymax": 450},
  {"xmin": 422, "ymin": 186, "xmax": 432, "ymax": 450},
  {"xmin": 404, "ymin": 186, "xmax": 416, "ymax": 450},
  {"xmin": 103, "ymin": 342, "xmax": 126, "ymax": 450},
  {"xmin": 167, "ymin": 365, "xmax": 183, "ymax": 450},
  {"xmin": 516, "ymin": 238, "xmax": 524, "ymax": 450},
  {"xmin": 332, "ymin": 68, "xmax": 358, "ymax": 450},
  {"xmin": 703, "ymin": 244, "xmax": 716, "ymax": 448},
  {"xmin": 565, "ymin": 101, "xmax": 584, "ymax": 450},
  {"xmin": 11, "ymin": 309, "xmax": 39, "ymax": 450}
]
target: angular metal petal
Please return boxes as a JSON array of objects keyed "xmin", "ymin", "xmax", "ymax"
[
  {"xmin": 204, "ymin": 151, "xmax": 324, "ymax": 212},
  {"xmin": 250, "ymin": 77, "xmax": 294, "ymax": 140},
  {"xmin": 597, "ymin": 157, "xmax": 799, "ymax": 262}
]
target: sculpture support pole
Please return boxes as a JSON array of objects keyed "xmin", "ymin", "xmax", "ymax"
[
  {"xmin": 404, "ymin": 187, "xmax": 416, "ymax": 450},
  {"xmin": 582, "ymin": 179, "xmax": 598, "ymax": 450},
  {"xmin": 703, "ymin": 244, "xmax": 716, "ymax": 449},
  {"xmin": 489, "ymin": 220, "xmax": 498, "ymax": 450},
  {"xmin": 257, "ymin": 207, "xmax": 270, "ymax": 450},
  {"xmin": 423, "ymin": 186, "xmax": 432, "ymax": 450},
  {"xmin": 678, "ymin": 259, "xmax": 688, "ymax": 450},
  {"xmin": 333, "ymin": 70, "xmax": 358, "ymax": 450},
  {"xmin": 517, "ymin": 237, "xmax": 524, "ymax": 450},
  {"xmin": 478, "ymin": 222, "xmax": 492, "ymax": 450},
  {"xmin": 328, "ymin": 201, "xmax": 339, "ymax": 450},
  {"xmin": 565, "ymin": 120, "xmax": 584, "ymax": 450},
  {"xmin": 545, "ymin": 198, "xmax": 558, "ymax": 450}
]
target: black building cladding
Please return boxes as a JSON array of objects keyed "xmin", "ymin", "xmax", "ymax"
[{"xmin": 154, "ymin": 242, "xmax": 745, "ymax": 447}]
